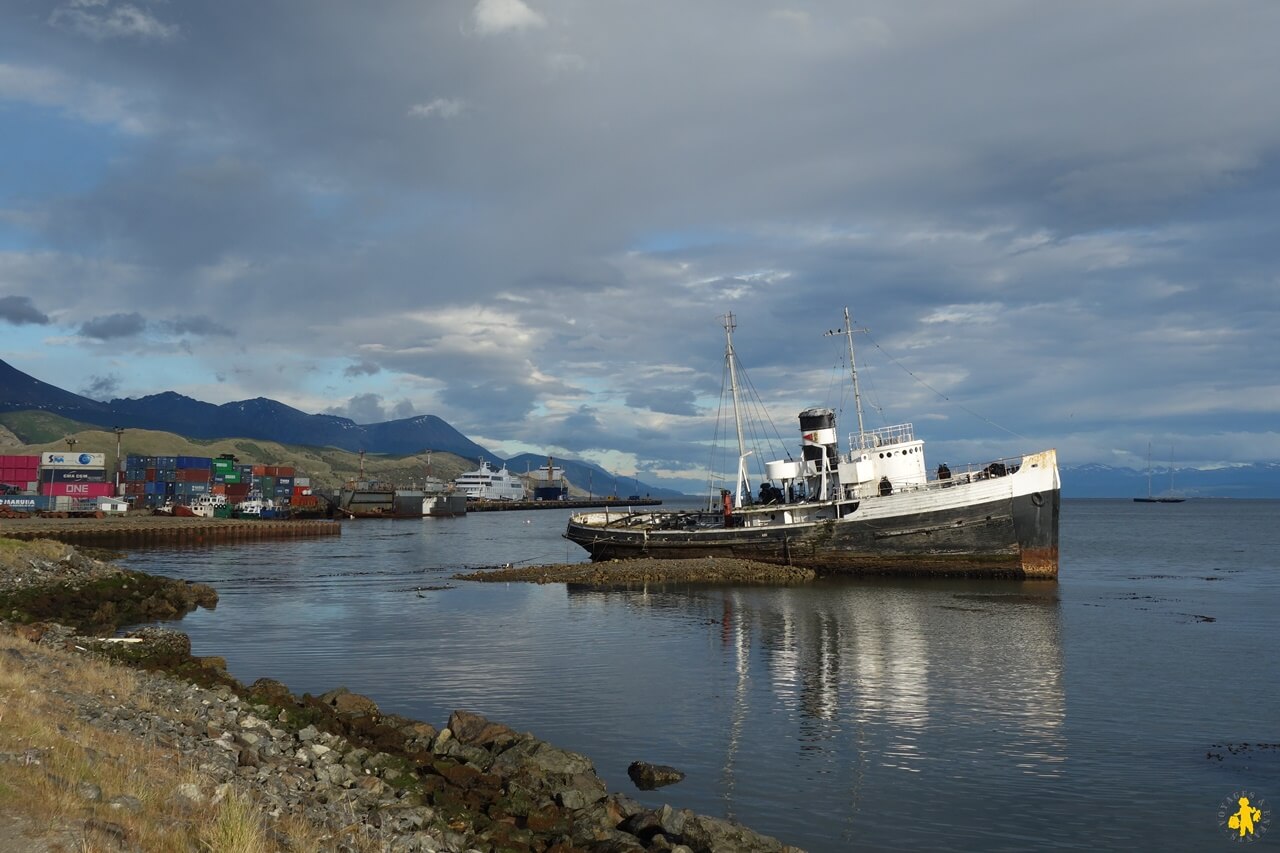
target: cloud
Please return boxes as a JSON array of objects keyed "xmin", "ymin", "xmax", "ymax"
[
  {"xmin": 0, "ymin": 62, "xmax": 153, "ymax": 133},
  {"xmin": 49, "ymin": 2, "xmax": 179, "ymax": 42},
  {"xmin": 407, "ymin": 98, "xmax": 464, "ymax": 120},
  {"xmin": 0, "ymin": 295, "xmax": 51, "ymax": 325},
  {"xmin": 343, "ymin": 359, "xmax": 382, "ymax": 377},
  {"xmin": 80, "ymin": 373, "xmax": 120, "ymax": 400},
  {"xmin": 324, "ymin": 392, "xmax": 416, "ymax": 425},
  {"xmin": 625, "ymin": 388, "xmax": 699, "ymax": 417},
  {"xmin": 472, "ymin": 0, "xmax": 546, "ymax": 35},
  {"xmin": 163, "ymin": 315, "xmax": 234, "ymax": 337},
  {"xmin": 79, "ymin": 312, "xmax": 146, "ymax": 340}
]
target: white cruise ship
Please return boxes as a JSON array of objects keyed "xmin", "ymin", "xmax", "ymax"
[{"xmin": 453, "ymin": 461, "xmax": 526, "ymax": 501}]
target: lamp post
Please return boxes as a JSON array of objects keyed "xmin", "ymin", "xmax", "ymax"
[
  {"xmin": 113, "ymin": 427, "xmax": 125, "ymax": 494},
  {"xmin": 64, "ymin": 437, "xmax": 78, "ymax": 453}
]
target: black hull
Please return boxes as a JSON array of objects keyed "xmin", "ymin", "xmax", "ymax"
[{"xmin": 565, "ymin": 489, "xmax": 1059, "ymax": 578}]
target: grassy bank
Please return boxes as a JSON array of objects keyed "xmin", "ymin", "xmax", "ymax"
[{"xmin": 0, "ymin": 632, "xmax": 330, "ymax": 852}]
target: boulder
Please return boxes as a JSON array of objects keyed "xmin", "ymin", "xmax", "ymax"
[
  {"xmin": 446, "ymin": 709, "xmax": 519, "ymax": 749},
  {"xmin": 627, "ymin": 761, "xmax": 686, "ymax": 790}
]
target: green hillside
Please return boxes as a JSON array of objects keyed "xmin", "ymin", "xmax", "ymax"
[
  {"xmin": 0, "ymin": 411, "xmax": 100, "ymax": 444},
  {"xmin": 0, "ymin": 420, "xmax": 477, "ymax": 492}
]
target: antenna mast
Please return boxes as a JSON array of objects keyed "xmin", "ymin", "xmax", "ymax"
[
  {"xmin": 825, "ymin": 307, "xmax": 868, "ymax": 448},
  {"xmin": 724, "ymin": 313, "xmax": 749, "ymax": 504}
]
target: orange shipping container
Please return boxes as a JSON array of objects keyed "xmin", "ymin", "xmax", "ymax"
[
  {"xmin": 251, "ymin": 465, "xmax": 266, "ymax": 476},
  {"xmin": 211, "ymin": 484, "xmax": 226, "ymax": 495}
]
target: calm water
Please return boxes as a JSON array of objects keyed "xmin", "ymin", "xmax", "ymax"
[{"xmin": 121, "ymin": 500, "xmax": 1280, "ymax": 851}]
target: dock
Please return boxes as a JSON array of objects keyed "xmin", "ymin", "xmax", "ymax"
[
  {"xmin": 0, "ymin": 515, "xmax": 341, "ymax": 548},
  {"xmin": 467, "ymin": 498, "xmax": 662, "ymax": 512}
]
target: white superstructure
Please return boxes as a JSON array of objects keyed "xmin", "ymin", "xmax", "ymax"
[{"xmin": 453, "ymin": 461, "xmax": 526, "ymax": 501}]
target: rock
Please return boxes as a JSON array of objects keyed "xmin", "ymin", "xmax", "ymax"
[
  {"xmin": 446, "ymin": 709, "xmax": 519, "ymax": 749},
  {"xmin": 333, "ymin": 691, "xmax": 379, "ymax": 717},
  {"xmin": 107, "ymin": 794, "xmax": 142, "ymax": 813},
  {"xmin": 171, "ymin": 782, "xmax": 204, "ymax": 810},
  {"xmin": 77, "ymin": 781, "xmax": 103, "ymax": 802},
  {"xmin": 680, "ymin": 813, "xmax": 791, "ymax": 853},
  {"xmin": 627, "ymin": 761, "xmax": 686, "ymax": 790},
  {"xmin": 248, "ymin": 677, "xmax": 294, "ymax": 703},
  {"xmin": 490, "ymin": 739, "xmax": 596, "ymax": 778}
]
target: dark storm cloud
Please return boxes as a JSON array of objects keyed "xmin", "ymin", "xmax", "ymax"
[
  {"xmin": 0, "ymin": 295, "xmax": 51, "ymax": 325},
  {"xmin": 79, "ymin": 312, "xmax": 146, "ymax": 340}
]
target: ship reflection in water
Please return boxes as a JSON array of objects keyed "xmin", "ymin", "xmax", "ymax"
[{"xmin": 566, "ymin": 578, "xmax": 1065, "ymax": 849}]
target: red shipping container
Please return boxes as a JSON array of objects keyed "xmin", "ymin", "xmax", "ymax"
[
  {"xmin": 179, "ymin": 469, "xmax": 208, "ymax": 483},
  {"xmin": 226, "ymin": 483, "xmax": 251, "ymax": 496},
  {"xmin": 145, "ymin": 468, "xmax": 157, "ymax": 482},
  {"xmin": 43, "ymin": 482, "xmax": 115, "ymax": 498}
]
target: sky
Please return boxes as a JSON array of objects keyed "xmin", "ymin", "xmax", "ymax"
[{"xmin": 2, "ymin": 0, "xmax": 1278, "ymax": 493}]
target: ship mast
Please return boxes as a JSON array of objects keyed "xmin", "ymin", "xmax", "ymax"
[
  {"xmin": 724, "ymin": 313, "xmax": 749, "ymax": 505},
  {"xmin": 826, "ymin": 307, "xmax": 868, "ymax": 449}
]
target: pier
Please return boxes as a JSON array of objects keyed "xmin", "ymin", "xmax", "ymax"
[
  {"xmin": 0, "ymin": 515, "xmax": 340, "ymax": 548},
  {"xmin": 466, "ymin": 498, "xmax": 662, "ymax": 512}
]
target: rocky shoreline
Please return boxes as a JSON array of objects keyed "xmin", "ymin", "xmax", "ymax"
[{"xmin": 0, "ymin": 537, "xmax": 804, "ymax": 852}]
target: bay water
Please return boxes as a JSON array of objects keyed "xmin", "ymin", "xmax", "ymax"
[{"xmin": 122, "ymin": 499, "xmax": 1280, "ymax": 851}]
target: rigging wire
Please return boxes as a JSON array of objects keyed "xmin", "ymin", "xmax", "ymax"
[{"xmin": 863, "ymin": 331, "xmax": 1031, "ymax": 442}]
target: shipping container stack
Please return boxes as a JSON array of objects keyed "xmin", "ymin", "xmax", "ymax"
[
  {"xmin": 268, "ymin": 465, "xmax": 296, "ymax": 509},
  {"xmin": 230, "ymin": 466, "xmax": 296, "ymax": 504},
  {"xmin": 0, "ymin": 454, "xmax": 47, "ymax": 511},
  {"xmin": 105, "ymin": 454, "xmax": 308, "ymax": 511},
  {"xmin": 175, "ymin": 456, "xmax": 213, "ymax": 502},
  {"xmin": 121, "ymin": 454, "xmax": 213, "ymax": 507},
  {"xmin": 39, "ymin": 451, "xmax": 113, "ymax": 510},
  {"xmin": 0, "ymin": 454, "xmax": 40, "ymax": 493}
]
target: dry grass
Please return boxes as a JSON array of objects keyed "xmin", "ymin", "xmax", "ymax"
[
  {"xmin": 0, "ymin": 537, "xmax": 74, "ymax": 572},
  {"xmin": 0, "ymin": 631, "xmax": 379, "ymax": 852}
]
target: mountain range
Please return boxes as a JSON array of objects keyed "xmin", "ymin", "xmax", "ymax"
[
  {"xmin": 0, "ymin": 358, "xmax": 686, "ymax": 497},
  {"xmin": 1059, "ymin": 462, "xmax": 1280, "ymax": 499}
]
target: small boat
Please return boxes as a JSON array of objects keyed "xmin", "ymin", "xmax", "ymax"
[
  {"xmin": 565, "ymin": 310, "xmax": 1061, "ymax": 578},
  {"xmin": 188, "ymin": 493, "xmax": 228, "ymax": 518},
  {"xmin": 234, "ymin": 496, "xmax": 282, "ymax": 519},
  {"xmin": 1134, "ymin": 443, "xmax": 1186, "ymax": 503}
]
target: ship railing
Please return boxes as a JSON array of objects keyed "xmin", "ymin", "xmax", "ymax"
[
  {"xmin": 849, "ymin": 423, "xmax": 915, "ymax": 451},
  {"xmin": 919, "ymin": 453, "xmax": 1026, "ymax": 491}
]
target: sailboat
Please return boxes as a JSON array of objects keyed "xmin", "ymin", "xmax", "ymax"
[
  {"xmin": 1134, "ymin": 443, "xmax": 1185, "ymax": 503},
  {"xmin": 564, "ymin": 309, "xmax": 1061, "ymax": 578}
]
